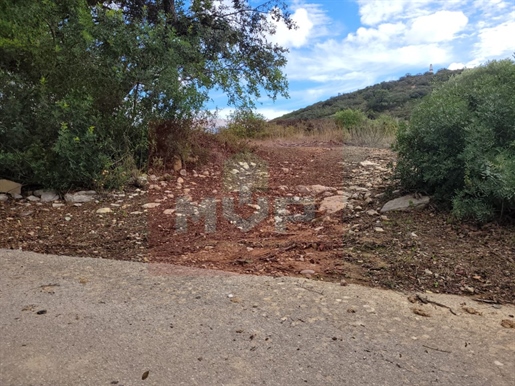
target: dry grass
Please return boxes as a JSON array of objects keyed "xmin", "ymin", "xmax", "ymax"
[{"xmin": 255, "ymin": 119, "xmax": 395, "ymax": 148}]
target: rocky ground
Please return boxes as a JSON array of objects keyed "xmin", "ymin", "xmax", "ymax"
[{"xmin": 1, "ymin": 140, "xmax": 514, "ymax": 304}]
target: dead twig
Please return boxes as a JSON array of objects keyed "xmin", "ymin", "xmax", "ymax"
[
  {"xmin": 416, "ymin": 294, "xmax": 458, "ymax": 316},
  {"xmin": 422, "ymin": 345, "xmax": 451, "ymax": 353},
  {"xmin": 473, "ymin": 298, "xmax": 500, "ymax": 305},
  {"xmin": 282, "ymin": 243, "xmax": 297, "ymax": 252},
  {"xmin": 297, "ymin": 283, "xmax": 324, "ymax": 295}
]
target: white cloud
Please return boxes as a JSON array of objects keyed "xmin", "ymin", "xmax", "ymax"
[
  {"xmin": 471, "ymin": 17, "xmax": 515, "ymax": 64},
  {"xmin": 255, "ymin": 108, "xmax": 293, "ymax": 120},
  {"xmin": 347, "ymin": 23, "xmax": 406, "ymax": 44},
  {"xmin": 407, "ymin": 11, "xmax": 468, "ymax": 43},
  {"xmin": 357, "ymin": 0, "xmax": 436, "ymax": 26},
  {"xmin": 271, "ymin": 8, "xmax": 313, "ymax": 48},
  {"xmin": 448, "ymin": 62, "xmax": 465, "ymax": 70},
  {"xmin": 269, "ymin": 2, "xmax": 332, "ymax": 48}
]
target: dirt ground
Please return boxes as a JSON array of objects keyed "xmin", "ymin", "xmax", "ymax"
[{"xmin": 1, "ymin": 140, "xmax": 514, "ymax": 304}]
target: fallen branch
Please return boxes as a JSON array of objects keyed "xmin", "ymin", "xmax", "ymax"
[
  {"xmin": 416, "ymin": 294, "xmax": 458, "ymax": 315},
  {"xmin": 473, "ymin": 298, "xmax": 500, "ymax": 305}
]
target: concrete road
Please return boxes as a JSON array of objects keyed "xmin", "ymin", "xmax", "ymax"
[{"xmin": 0, "ymin": 249, "xmax": 514, "ymax": 385}]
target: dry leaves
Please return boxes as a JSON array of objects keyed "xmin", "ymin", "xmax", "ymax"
[
  {"xmin": 462, "ymin": 306, "xmax": 482, "ymax": 316},
  {"xmin": 412, "ymin": 307, "xmax": 431, "ymax": 317}
]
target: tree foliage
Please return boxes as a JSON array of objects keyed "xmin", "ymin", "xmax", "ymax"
[
  {"xmin": 223, "ymin": 109, "xmax": 267, "ymax": 138},
  {"xmin": 0, "ymin": 0, "xmax": 293, "ymax": 189},
  {"xmin": 394, "ymin": 58, "xmax": 515, "ymax": 223}
]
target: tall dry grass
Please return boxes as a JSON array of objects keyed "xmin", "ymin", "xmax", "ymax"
[{"xmin": 255, "ymin": 118, "xmax": 397, "ymax": 148}]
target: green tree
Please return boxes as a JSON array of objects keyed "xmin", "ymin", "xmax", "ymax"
[
  {"xmin": 0, "ymin": 0, "xmax": 294, "ymax": 189},
  {"xmin": 394, "ymin": 58, "xmax": 515, "ymax": 222}
]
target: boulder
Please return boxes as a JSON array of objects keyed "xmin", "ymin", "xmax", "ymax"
[
  {"xmin": 380, "ymin": 194, "xmax": 430, "ymax": 212},
  {"xmin": 319, "ymin": 195, "xmax": 348, "ymax": 214},
  {"xmin": 34, "ymin": 190, "xmax": 59, "ymax": 203},
  {"xmin": 359, "ymin": 160, "xmax": 379, "ymax": 167},
  {"xmin": 64, "ymin": 191, "xmax": 97, "ymax": 203},
  {"xmin": 133, "ymin": 175, "xmax": 149, "ymax": 189},
  {"xmin": 297, "ymin": 185, "xmax": 336, "ymax": 195},
  {"xmin": 0, "ymin": 179, "xmax": 22, "ymax": 195},
  {"xmin": 173, "ymin": 156, "xmax": 182, "ymax": 172}
]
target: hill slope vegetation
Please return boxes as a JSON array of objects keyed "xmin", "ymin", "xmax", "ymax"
[{"xmin": 274, "ymin": 68, "xmax": 463, "ymax": 122}]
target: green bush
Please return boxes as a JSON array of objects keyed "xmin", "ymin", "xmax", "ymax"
[
  {"xmin": 223, "ymin": 110, "xmax": 267, "ymax": 138},
  {"xmin": 394, "ymin": 58, "xmax": 515, "ymax": 222},
  {"xmin": 334, "ymin": 109, "xmax": 366, "ymax": 129}
]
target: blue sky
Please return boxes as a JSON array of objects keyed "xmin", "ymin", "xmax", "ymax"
[{"xmin": 211, "ymin": 0, "xmax": 515, "ymax": 120}]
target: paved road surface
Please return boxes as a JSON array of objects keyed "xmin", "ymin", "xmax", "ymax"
[{"xmin": 1, "ymin": 249, "xmax": 514, "ymax": 385}]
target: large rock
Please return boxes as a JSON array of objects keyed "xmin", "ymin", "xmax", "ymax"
[
  {"xmin": 64, "ymin": 191, "xmax": 97, "ymax": 203},
  {"xmin": 34, "ymin": 190, "xmax": 59, "ymax": 203},
  {"xmin": 297, "ymin": 185, "xmax": 336, "ymax": 195},
  {"xmin": 380, "ymin": 194, "xmax": 430, "ymax": 212},
  {"xmin": 319, "ymin": 195, "xmax": 348, "ymax": 214},
  {"xmin": 0, "ymin": 179, "xmax": 22, "ymax": 195},
  {"xmin": 173, "ymin": 156, "xmax": 182, "ymax": 172}
]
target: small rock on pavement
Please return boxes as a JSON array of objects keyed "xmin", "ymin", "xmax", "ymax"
[
  {"xmin": 340, "ymin": 279, "xmax": 348, "ymax": 286},
  {"xmin": 501, "ymin": 319, "xmax": 515, "ymax": 329},
  {"xmin": 96, "ymin": 208, "xmax": 113, "ymax": 214},
  {"xmin": 300, "ymin": 269, "xmax": 315, "ymax": 275}
]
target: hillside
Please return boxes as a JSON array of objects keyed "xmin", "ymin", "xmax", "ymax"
[{"xmin": 274, "ymin": 68, "xmax": 463, "ymax": 122}]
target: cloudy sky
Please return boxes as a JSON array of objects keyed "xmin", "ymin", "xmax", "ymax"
[{"xmin": 212, "ymin": 0, "xmax": 515, "ymax": 119}]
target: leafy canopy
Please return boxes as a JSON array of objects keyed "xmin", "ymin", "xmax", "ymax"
[{"xmin": 0, "ymin": 0, "xmax": 294, "ymax": 189}]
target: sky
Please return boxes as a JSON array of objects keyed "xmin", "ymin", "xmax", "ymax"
[{"xmin": 210, "ymin": 0, "xmax": 515, "ymax": 120}]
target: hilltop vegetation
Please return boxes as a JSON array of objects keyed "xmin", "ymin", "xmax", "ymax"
[{"xmin": 274, "ymin": 68, "xmax": 463, "ymax": 122}]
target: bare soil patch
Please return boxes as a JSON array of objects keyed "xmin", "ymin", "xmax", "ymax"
[{"xmin": 1, "ymin": 140, "xmax": 514, "ymax": 304}]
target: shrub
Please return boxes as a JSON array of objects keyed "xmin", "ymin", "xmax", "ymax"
[
  {"xmin": 334, "ymin": 109, "xmax": 399, "ymax": 147},
  {"xmin": 223, "ymin": 110, "xmax": 267, "ymax": 138},
  {"xmin": 334, "ymin": 109, "xmax": 366, "ymax": 129},
  {"xmin": 394, "ymin": 58, "xmax": 515, "ymax": 222}
]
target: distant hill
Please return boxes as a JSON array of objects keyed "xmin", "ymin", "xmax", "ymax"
[{"xmin": 273, "ymin": 68, "xmax": 464, "ymax": 122}]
